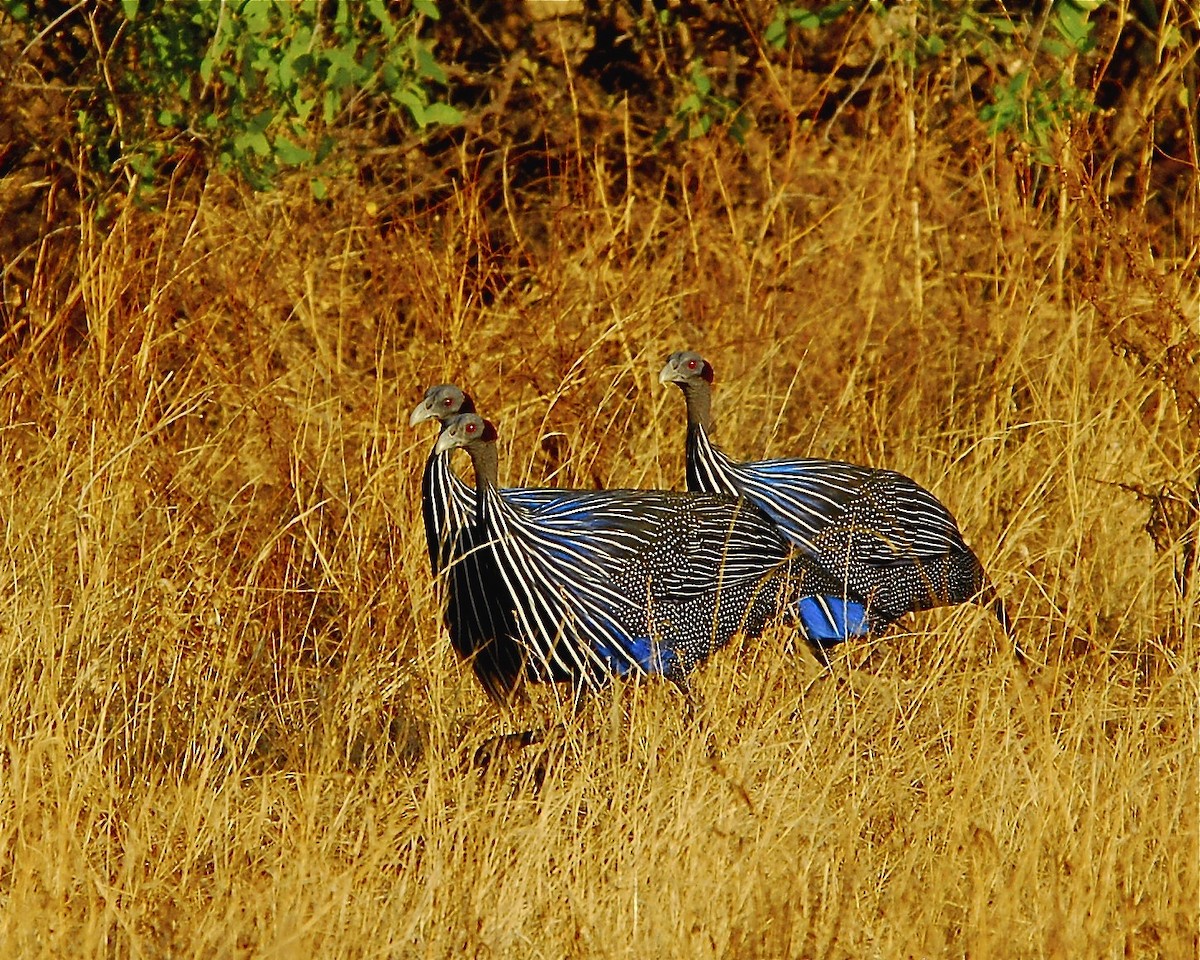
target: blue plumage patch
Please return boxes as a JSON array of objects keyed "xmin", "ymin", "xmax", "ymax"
[
  {"xmin": 796, "ymin": 596, "xmax": 870, "ymax": 642},
  {"xmin": 594, "ymin": 635, "xmax": 678, "ymax": 676},
  {"xmin": 503, "ymin": 489, "xmax": 613, "ymax": 528}
]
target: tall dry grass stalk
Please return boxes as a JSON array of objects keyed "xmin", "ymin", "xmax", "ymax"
[{"xmin": 1, "ymin": 85, "xmax": 1196, "ymax": 957}]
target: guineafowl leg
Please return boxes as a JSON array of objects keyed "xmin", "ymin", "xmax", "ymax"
[
  {"xmin": 570, "ymin": 679, "xmax": 595, "ymax": 717},
  {"xmin": 990, "ymin": 595, "xmax": 1028, "ymax": 664},
  {"xmin": 472, "ymin": 728, "xmax": 545, "ymax": 773},
  {"xmin": 807, "ymin": 639, "xmax": 835, "ymax": 670},
  {"xmin": 677, "ymin": 682, "xmax": 700, "ymax": 725}
]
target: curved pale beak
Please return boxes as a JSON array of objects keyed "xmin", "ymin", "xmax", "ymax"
[
  {"xmin": 409, "ymin": 401, "xmax": 438, "ymax": 427},
  {"xmin": 658, "ymin": 360, "xmax": 681, "ymax": 385},
  {"xmin": 433, "ymin": 429, "xmax": 460, "ymax": 455}
]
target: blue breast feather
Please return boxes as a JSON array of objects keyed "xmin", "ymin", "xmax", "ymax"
[
  {"xmin": 593, "ymin": 635, "xmax": 677, "ymax": 676},
  {"xmin": 795, "ymin": 596, "xmax": 871, "ymax": 642}
]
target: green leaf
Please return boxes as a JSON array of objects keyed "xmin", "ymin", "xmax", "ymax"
[
  {"xmin": 1040, "ymin": 37, "xmax": 1071, "ymax": 59},
  {"xmin": 128, "ymin": 151, "xmax": 157, "ymax": 180},
  {"xmin": 423, "ymin": 102, "xmax": 462, "ymax": 126},
  {"xmin": 311, "ymin": 178, "xmax": 328, "ymax": 200},
  {"xmin": 395, "ymin": 88, "xmax": 427, "ymax": 126},
  {"xmin": 817, "ymin": 1, "xmax": 852, "ymax": 25},
  {"xmin": 366, "ymin": 0, "xmax": 396, "ymax": 38},
  {"xmin": 120, "ymin": 0, "xmax": 139, "ymax": 20},
  {"xmin": 234, "ymin": 129, "xmax": 271, "ymax": 157},
  {"xmin": 243, "ymin": 2, "xmax": 270, "ymax": 33},
  {"xmin": 274, "ymin": 0, "xmax": 294, "ymax": 31},
  {"xmin": 248, "ymin": 109, "xmax": 273, "ymax": 134},
  {"xmin": 277, "ymin": 51, "xmax": 296, "ymax": 88},
  {"xmin": 294, "ymin": 95, "xmax": 316, "ymax": 123},
  {"xmin": 323, "ymin": 45, "xmax": 359, "ymax": 89},
  {"xmin": 765, "ymin": 16, "xmax": 787, "ymax": 48},
  {"xmin": 274, "ymin": 134, "xmax": 313, "ymax": 166},
  {"xmin": 413, "ymin": 41, "xmax": 447, "ymax": 84},
  {"xmin": 323, "ymin": 88, "xmax": 340, "ymax": 124},
  {"xmin": 413, "ymin": 0, "xmax": 440, "ymax": 19},
  {"xmin": 288, "ymin": 25, "xmax": 313, "ymax": 60},
  {"xmin": 1053, "ymin": 3, "xmax": 1096, "ymax": 53}
]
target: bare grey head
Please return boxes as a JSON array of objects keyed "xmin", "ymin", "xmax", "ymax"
[
  {"xmin": 433, "ymin": 412, "xmax": 498, "ymax": 455},
  {"xmin": 659, "ymin": 351, "xmax": 715, "ymax": 430},
  {"xmin": 658, "ymin": 351, "xmax": 715, "ymax": 388},
  {"xmin": 409, "ymin": 384, "xmax": 475, "ymax": 428}
]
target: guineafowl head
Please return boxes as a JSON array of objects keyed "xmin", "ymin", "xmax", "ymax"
[
  {"xmin": 410, "ymin": 384, "xmax": 476, "ymax": 427},
  {"xmin": 658, "ymin": 351, "xmax": 714, "ymax": 388},
  {"xmin": 434, "ymin": 413, "xmax": 498, "ymax": 454}
]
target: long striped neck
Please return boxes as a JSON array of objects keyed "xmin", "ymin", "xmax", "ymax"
[
  {"xmin": 680, "ymin": 380, "xmax": 713, "ymax": 492},
  {"xmin": 679, "ymin": 380, "xmax": 739, "ymax": 496}
]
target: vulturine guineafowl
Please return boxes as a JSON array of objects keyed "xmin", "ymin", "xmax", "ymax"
[
  {"xmin": 411, "ymin": 384, "xmax": 588, "ymax": 701},
  {"xmin": 659, "ymin": 351, "xmax": 1017, "ymax": 657}
]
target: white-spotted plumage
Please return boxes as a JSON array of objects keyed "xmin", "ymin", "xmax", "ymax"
[
  {"xmin": 660, "ymin": 351, "xmax": 1012, "ymax": 643},
  {"xmin": 432, "ymin": 410, "xmax": 817, "ymax": 694}
]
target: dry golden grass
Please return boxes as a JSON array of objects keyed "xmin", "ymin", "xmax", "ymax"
[{"xmin": 1, "ymin": 110, "xmax": 1196, "ymax": 957}]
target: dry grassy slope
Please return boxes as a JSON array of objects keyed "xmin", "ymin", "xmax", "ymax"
[{"xmin": 0, "ymin": 120, "xmax": 1196, "ymax": 958}]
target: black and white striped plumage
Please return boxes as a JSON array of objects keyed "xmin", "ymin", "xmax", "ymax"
[
  {"xmin": 433, "ymin": 412, "xmax": 819, "ymax": 694},
  {"xmin": 659, "ymin": 351, "xmax": 1011, "ymax": 645},
  {"xmin": 411, "ymin": 385, "xmax": 577, "ymax": 577},
  {"xmin": 411, "ymin": 385, "xmax": 583, "ymax": 700}
]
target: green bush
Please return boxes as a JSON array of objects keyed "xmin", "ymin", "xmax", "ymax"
[
  {"xmin": 767, "ymin": 0, "xmax": 1102, "ymax": 164},
  {"xmin": 4, "ymin": 0, "xmax": 462, "ymax": 196}
]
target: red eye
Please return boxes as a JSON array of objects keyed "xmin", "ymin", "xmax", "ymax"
[
  {"xmin": 466, "ymin": 422, "xmax": 477, "ymax": 434},
  {"xmin": 687, "ymin": 359, "xmax": 697, "ymax": 369},
  {"xmin": 442, "ymin": 398, "xmax": 452, "ymax": 406}
]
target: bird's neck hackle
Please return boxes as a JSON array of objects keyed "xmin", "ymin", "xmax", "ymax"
[
  {"xmin": 681, "ymin": 380, "xmax": 713, "ymax": 433},
  {"xmin": 466, "ymin": 441, "xmax": 500, "ymax": 528},
  {"xmin": 467, "ymin": 441, "xmax": 500, "ymax": 487}
]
